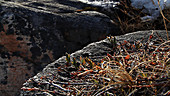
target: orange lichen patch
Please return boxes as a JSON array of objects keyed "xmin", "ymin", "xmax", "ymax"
[
  {"xmin": 46, "ymin": 50, "xmax": 54, "ymax": 61},
  {"xmin": 34, "ymin": 49, "xmax": 54, "ymax": 63},
  {"xmin": 0, "ymin": 56, "xmax": 34, "ymax": 96},
  {"xmin": 0, "ymin": 31, "xmax": 20, "ymax": 52},
  {"xmin": 0, "ymin": 30, "xmax": 32, "ymax": 59},
  {"xmin": 3, "ymin": 24, "xmax": 8, "ymax": 32}
]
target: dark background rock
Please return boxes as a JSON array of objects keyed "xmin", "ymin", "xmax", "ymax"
[
  {"xmin": 20, "ymin": 30, "xmax": 170, "ymax": 96},
  {"xmin": 0, "ymin": 0, "xmax": 120, "ymax": 96}
]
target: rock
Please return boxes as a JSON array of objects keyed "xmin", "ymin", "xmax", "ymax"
[
  {"xmin": 20, "ymin": 30, "xmax": 170, "ymax": 96},
  {"xmin": 0, "ymin": 0, "xmax": 120, "ymax": 96}
]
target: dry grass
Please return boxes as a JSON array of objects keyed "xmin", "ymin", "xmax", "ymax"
[
  {"xmin": 60, "ymin": 32, "xmax": 169, "ymax": 96},
  {"xmin": 111, "ymin": 0, "xmax": 170, "ymax": 35},
  {"xmin": 22, "ymin": 31, "xmax": 170, "ymax": 96},
  {"xmin": 157, "ymin": 0, "xmax": 169, "ymax": 40}
]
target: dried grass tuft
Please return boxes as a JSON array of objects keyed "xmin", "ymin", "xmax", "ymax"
[{"xmin": 22, "ymin": 31, "xmax": 170, "ymax": 96}]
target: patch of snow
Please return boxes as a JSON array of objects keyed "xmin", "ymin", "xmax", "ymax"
[
  {"xmin": 78, "ymin": 0, "xmax": 169, "ymax": 20},
  {"xmin": 78, "ymin": 0, "xmax": 119, "ymax": 7},
  {"xmin": 164, "ymin": 0, "xmax": 170, "ymax": 9},
  {"xmin": 130, "ymin": 0, "xmax": 170, "ymax": 20}
]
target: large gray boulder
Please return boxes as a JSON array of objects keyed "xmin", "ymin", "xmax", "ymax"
[
  {"xmin": 0, "ymin": 0, "xmax": 120, "ymax": 96},
  {"xmin": 20, "ymin": 30, "xmax": 170, "ymax": 96}
]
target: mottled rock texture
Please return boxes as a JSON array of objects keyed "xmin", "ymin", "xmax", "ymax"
[
  {"xmin": 0, "ymin": 0, "xmax": 120, "ymax": 96},
  {"xmin": 20, "ymin": 30, "xmax": 169, "ymax": 96}
]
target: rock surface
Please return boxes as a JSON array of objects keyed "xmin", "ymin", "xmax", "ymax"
[
  {"xmin": 20, "ymin": 30, "xmax": 170, "ymax": 96},
  {"xmin": 0, "ymin": 0, "xmax": 120, "ymax": 96}
]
